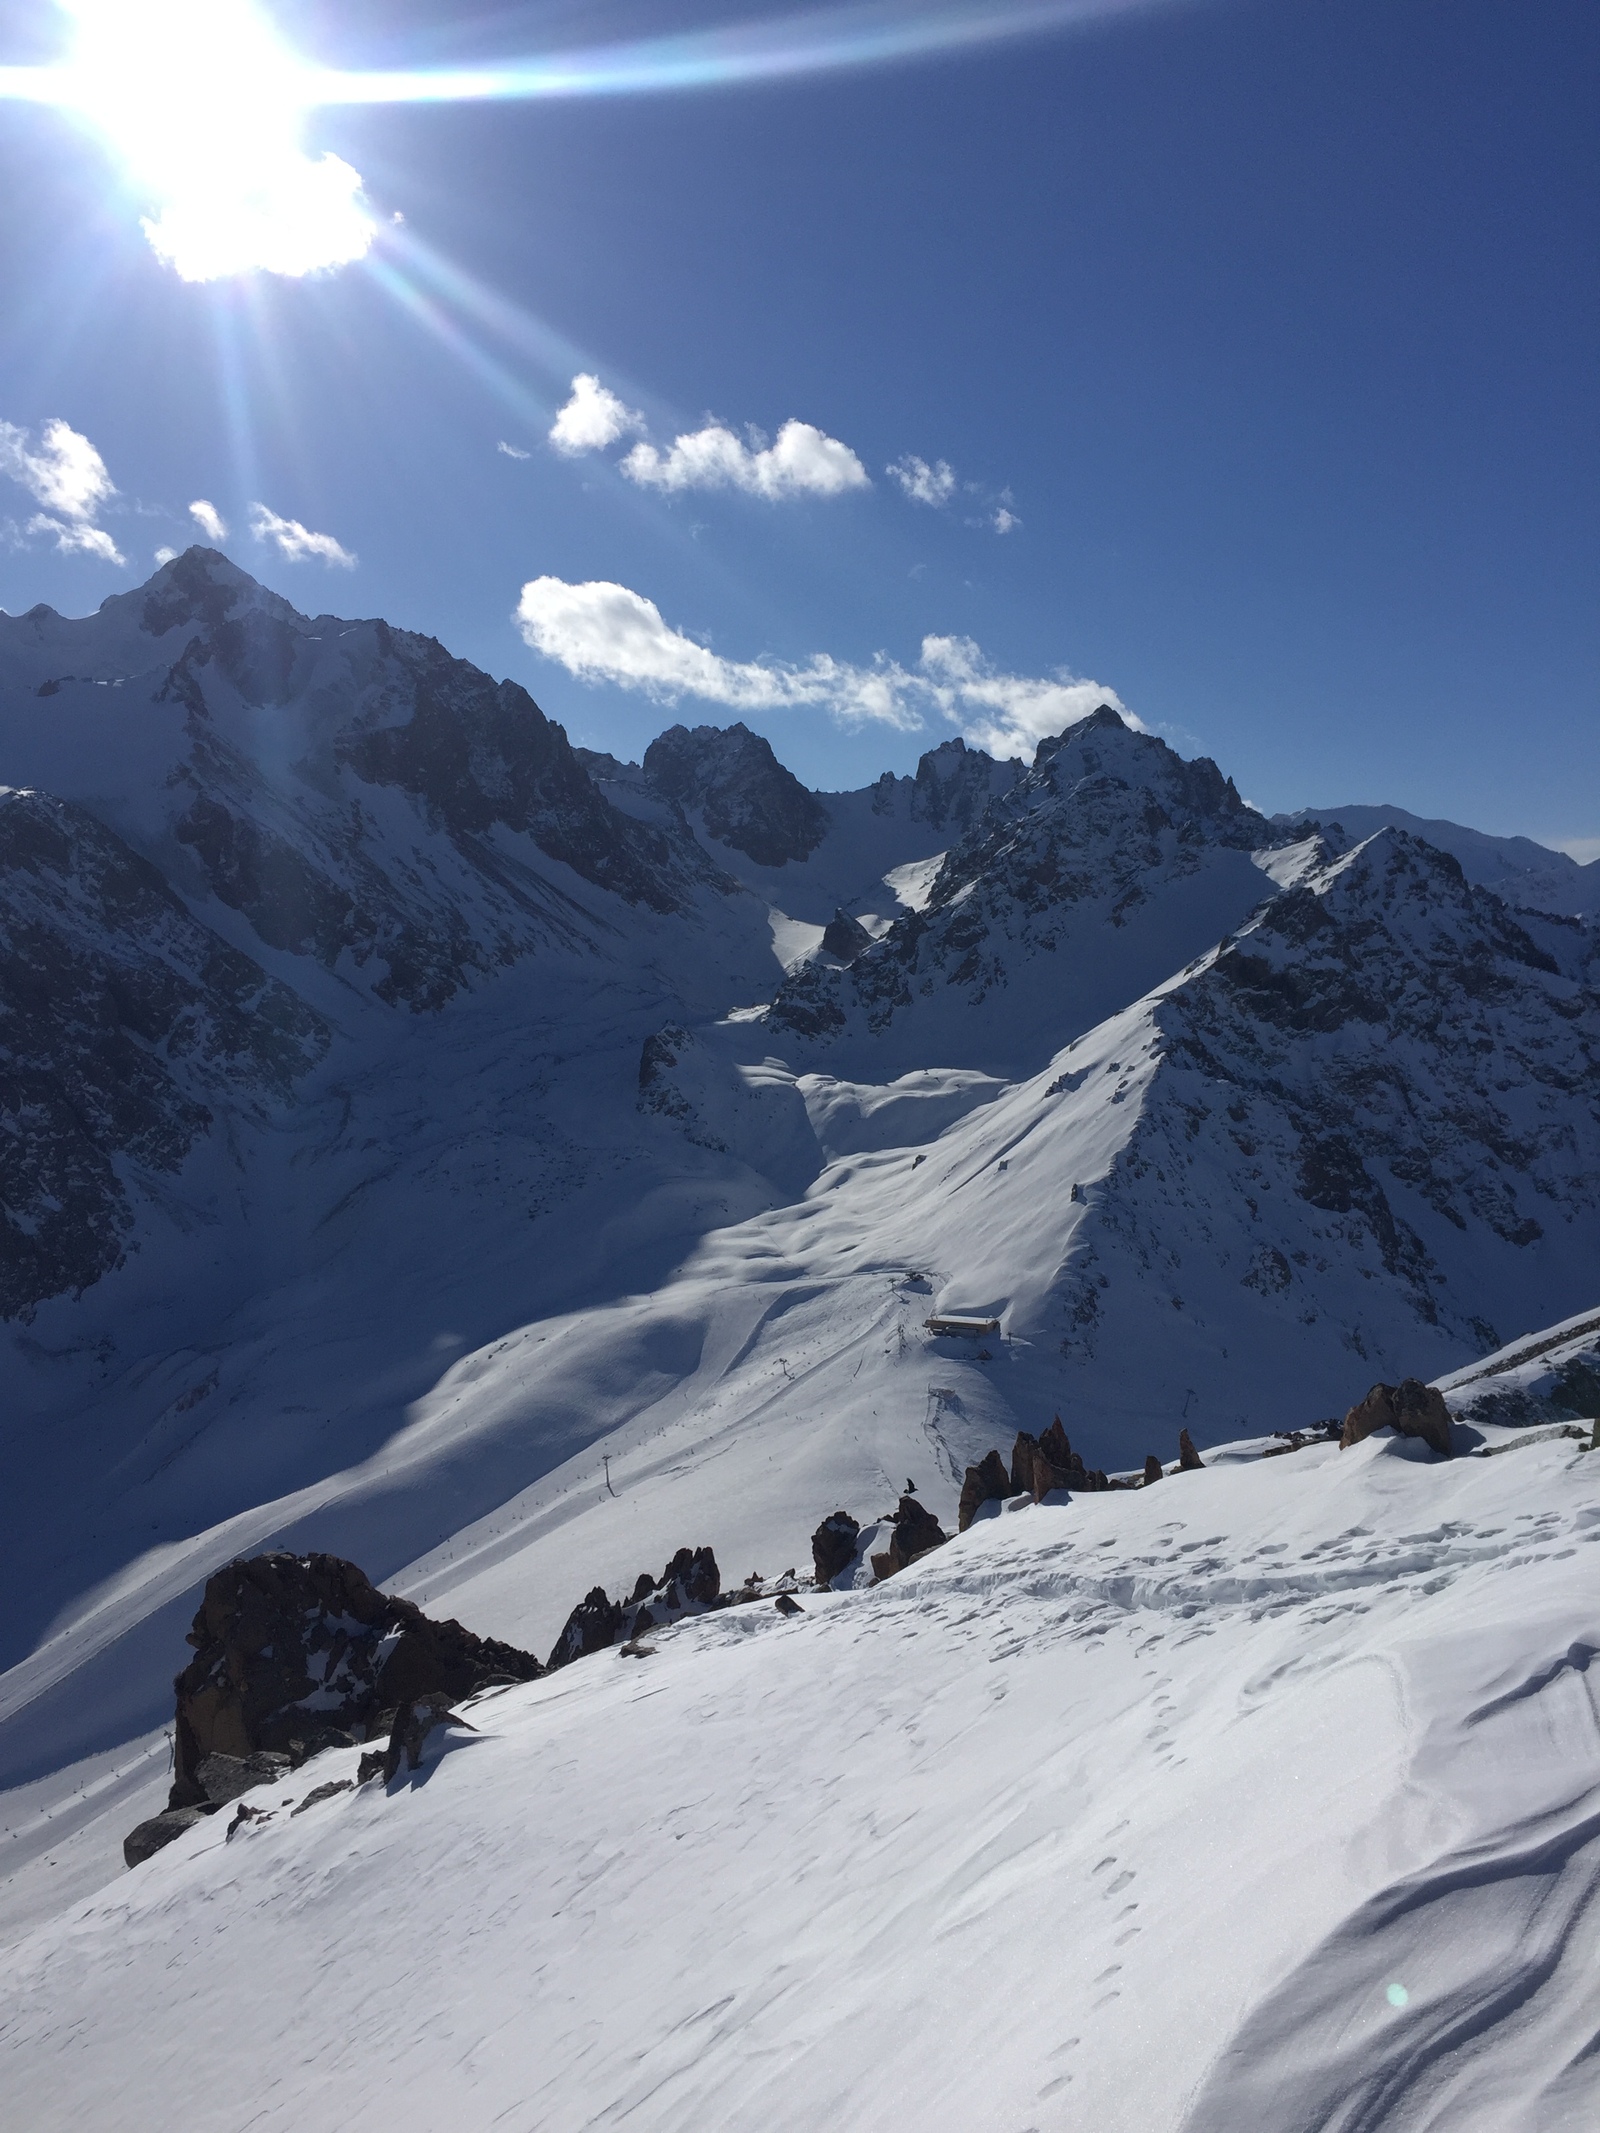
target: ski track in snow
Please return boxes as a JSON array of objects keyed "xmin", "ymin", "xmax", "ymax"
[{"xmin": 0, "ymin": 1431, "xmax": 1596, "ymax": 2131}]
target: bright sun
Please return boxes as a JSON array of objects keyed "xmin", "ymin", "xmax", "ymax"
[{"xmin": 58, "ymin": 0, "xmax": 375, "ymax": 281}]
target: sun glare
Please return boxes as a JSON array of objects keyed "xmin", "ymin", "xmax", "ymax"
[{"xmin": 57, "ymin": 0, "xmax": 374, "ymax": 281}]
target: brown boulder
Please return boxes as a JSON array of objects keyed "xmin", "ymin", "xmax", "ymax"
[
  {"xmin": 1178, "ymin": 1429, "xmax": 1205, "ymax": 1471},
  {"xmin": 1031, "ymin": 1416, "xmax": 1076, "ymax": 1498},
  {"xmin": 1143, "ymin": 1454, "xmax": 1164, "ymax": 1485},
  {"xmin": 1341, "ymin": 1379, "xmax": 1454, "ymax": 1458},
  {"xmin": 957, "ymin": 1451, "xmax": 1012, "ymax": 1531},
  {"xmin": 168, "ymin": 1553, "xmax": 541, "ymax": 1808},
  {"xmin": 123, "ymin": 1806, "xmax": 213, "ymax": 1869},
  {"xmin": 874, "ymin": 1496, "xmax": 949, "ymax": 1580},
  {"xmin": 812, "ymin": 1511, "xmax": 862, "ymax": 1585}
]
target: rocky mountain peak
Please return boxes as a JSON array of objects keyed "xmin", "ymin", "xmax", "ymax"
[{"xmin": 642, "ymin": 720, "xmax": 830, "ymax": 866}]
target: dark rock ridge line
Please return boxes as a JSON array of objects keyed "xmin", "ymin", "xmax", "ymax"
[
  {"xmin": 545, "ymin": 1545, "xmax": 725, "ymax": 1667},
  {"xmin": 0, "ymin": 786, "xmax": 329, "ymax": 1320}
]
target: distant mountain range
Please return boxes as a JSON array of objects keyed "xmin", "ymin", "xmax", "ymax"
[{"xmin": 1, "ymin": 548, "xmax": 1595, "ymax": 1802}]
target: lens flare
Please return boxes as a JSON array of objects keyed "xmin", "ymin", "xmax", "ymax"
[
  {"xmin": 0, "ymin": 0, "xmax": 1187, "ymax": 280},
  {"xmin": 47, "ymin": 0, "xmax": 374, "ymax": 280}
]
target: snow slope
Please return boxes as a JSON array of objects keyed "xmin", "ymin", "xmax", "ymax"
[
  {"xmin": 1, "ymin": 1412, "xmax": 1596, "ymax": 2132},
  {"xmin": 1278, "ymin": 802, "xmax": 1600, "ymax": 919}
]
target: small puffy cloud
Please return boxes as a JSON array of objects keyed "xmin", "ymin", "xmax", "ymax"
[
  {"xmin": 497, "ymin": 440, "xmax": 531, "ymax": 460},
  {"xmin": 154, "ymin": 545, "xmax": 180, "ymax": 566},
  {"xmin": 188, "ymin": 499, "xmax": 228, "ymax": 542},
  {"xmin": 549, "ymin": 375, "xmax": 645, "ymax": 457},
  {"xmin": 248, "ymin": 502, "xmax": 356, "ymax": 568},
  {"xmin": 622, "ymin": 420, "xmax": 870, "ymax": 501},
  {"xmin": 919, "ymin": 636, "xmax": 1133, "ymax": 758},
  {"xmin": 0, "ymin": 417, "xmax": 117, "ymax": 521},
  {"xmin": 887, "ymin": 455, "xmax": 958, "ymax": 508},
  {"xmin": 0, "ymin": 417, "xmax": 125, "ymax": 561},
  {"xmin": 514, "ymin": 575, "xmax": 1127, "ymax": 752},
  {"xmin": 992, "ymin": 505, "xmax": 1021, "ymax": 535}
]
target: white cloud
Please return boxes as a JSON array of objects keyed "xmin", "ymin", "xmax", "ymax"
[
  {"xmin": 992, "ymin": 505, "xmax": 1021, "ymax": 535},
  {"xmin": 514, "ymin": 576, "xmax": 1128, "ymax": 753},
  {"xmin": 622, "ymin": 419, "xmax": 869, "ymax": 501},
  {"xmin": 887, "ymin": 455, "xmax": 958, "ymax": 508},
  {"xmin": 248, "ymin": 502, "xmax": 356, "ymax": 567},
  {"xmin": 549, "ymin": 375, "xmax": 645, "ymax": 457},
  {"xmin": 188, "ymin": 498, "xmax": 228, "ymax": 542},
  {"xmin": 497, "ymin": 440, "xmax": 531, "ymax": 460},
  {"xmin": 154, "ymin": 545, "xmax": 180, "ymax": 566},
  {"xmin": 0, "ymin": 417, "xmax": 125, "ymax": 563},
  {"xmin": 918, "ymin": 636, "xmax": 1132, "ymax": 757}
]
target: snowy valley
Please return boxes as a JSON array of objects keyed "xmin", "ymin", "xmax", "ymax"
[{"xmin": 1, "ymin": 550, "xmax": 1597, "ymax": 2128}]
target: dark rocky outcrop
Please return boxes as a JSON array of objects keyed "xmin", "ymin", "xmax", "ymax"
[
  {"xmin": 957, "ymin": 1451, "xmax": 1013, "ymax": 1532},
  {"xmin": 167, "ymin": 1552, "xmax": 541, "ymax": 1810},
  {"xmin": 821, "ymin": 908, "xmax": 873, "ymax": 963},
  {"xmin": 1178, "ymin": 1429, "xmax": 1205, "ymax": 1471},
  {"xmin": 123, "ymin": 1806, "xmax": 214, "ymax": 1869},
  {"xmin": 869, "ymin": 1497, "xmax": 949, "ymax": 1581},
  {"xmin": 1010, "ymin": 1431, "xmax": 1041, "ymax": 1497},
  {"xmin": 546, "ymin": 1545, "xmax": 724, "ymax": 1669},
  {"xmin": 1341, "ymin": 1379, "xmax": 1455, "ymax": 1457},
  {"xmin": 1143, "ymin": 1455, "xmax": 1164, "ymax": 1486},
  {"xmin": 378, "ymin": 1695, "xmax": 474, "ymax": 1784},
  {"xmin": 643, "ymin": 722, "xmax": 830, "ymax": 867},
  {"xmin": 812, "ymin": 1511, "xmax": 862, "ymax": 1587},
  {"xmin": 0, "ymin": 788, "xmax": 328, "ymax": 1320}
]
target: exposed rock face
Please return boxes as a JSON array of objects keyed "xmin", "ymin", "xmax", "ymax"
[
  {"xmin": 168, "ymin": 1552, "xmax": 541, "ymax": 1807},
  {"xmin": 908, "ymin": 736, "xmax": 1021, "ymax": 831},
  {"xmin": 546, "ymin": 1545, "xmax": 724, "ymax": 1669},
  {"xmin": 1178, "ymin": 1429, "xmax": 1205, "ymax": 1471},
  {"xmin": 379, "ymin": 1695, "xmax": 473, "ymax": 1784},
  {"xmin": 812, "ymin": 1511, "xmax": 862, "ymax": 1586},
  {"xmin": 194, "ymin": 1751, "xmax": 292, "ymax": 1805},
  {"xmin": 770, "ymin": 709, "xmax": 1272, "ymax": 1052},
  {"xmin": 1143, "ymin": 1455, "xmax": 1164, "ymax": 1485},
  {"xmin": 0, "ymin": 787, "xmax": 328, "ymax": 1320},
  {"xmin": 821, "ymin": 908, "xmax": 873, "ymax": 963},
  {"xmin": 1030, "ymin": 1417, "xmax": 1077, "ymax": 1496},
  {"xmin": 957, "ymin": 1451, "xmax": 1013, "ymax": 1532},
  {"xmin": 869, "ymin": 1497, "xmax": 949, "ymax": 1581},
  {"xmin": 643, "ymin": 721, "xmax": 830, "ymax": 867},
  {"xmin": 1341, "ymin": 1378, "xmax": 1455, "ymax": 1457}
]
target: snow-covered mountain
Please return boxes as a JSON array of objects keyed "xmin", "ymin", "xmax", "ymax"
[
  {"xmin": 2, "ymin": 551, "xmax": 1597, "ymax": 1995},
  {"xmin": 1277, "ymin": 800, "xmax": 1600, "ymax": 918}
]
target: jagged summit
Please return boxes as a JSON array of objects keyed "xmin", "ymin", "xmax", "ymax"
[{"xmin": 642, "ymin": 719, "xmax": 831, "ymax": 867}]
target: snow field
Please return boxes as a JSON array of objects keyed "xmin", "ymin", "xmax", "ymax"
[{"xmin": 2, "ymin": 1426, "xmax": 1596, "ymax": 2133}]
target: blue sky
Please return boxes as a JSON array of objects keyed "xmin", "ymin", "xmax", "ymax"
[{"xmin": 0, "ymin": 0, "xmax": 1594, "ymax": 850}]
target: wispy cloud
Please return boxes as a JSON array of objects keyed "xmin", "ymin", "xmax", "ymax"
[
  {"xmin": 887, "ymin": 455, "xmax": 958, "ymax": 507},
  {"xmin": 549, "ymin": 374, "xmax": 645, "ymax": 456},
  {"xmin": 622, "ymin": 419, "xmax": 869, "ymax": 500},
  {"xmin": 248, "ymin": 502, "xmax": 356, "ymax": 567},
  {"xmin": 514, "ymin": 575, "xmax": 1129, "ymax": 753},
  {"xmin": 154, "ymin": 545, "xmax": 179, "ymax": 566},
  {"xmin": 497, "ymin": 440, "xmax": 531, "ymax": 460},
  {"xmin": 189, "ymin": 498, "xmax": 228, "ymax": 542},
  {"xmin": 0, "ymin": 416, "xmax": 125, "ymax": 564},
  {"xmin": 991, "ymin": 502, "xmax": 1021, "ymax": 535}
]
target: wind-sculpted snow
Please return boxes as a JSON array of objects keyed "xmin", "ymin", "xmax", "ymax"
[{"xmin": 1, "ymin": 1427, "xmax": 1595, "ymax": 2131}]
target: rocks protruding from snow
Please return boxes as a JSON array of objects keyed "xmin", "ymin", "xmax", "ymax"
[
  {"xmin": 123, "ymin": 1807, "xmax": 214, "ymax": 1869},
  {"xmin": 168, "ymin": 1552, "xmax": 542, "ymax": 1808},
  {"xmin": 380, "ymin": 1695, "xmax": 475, "ymax": 1784},
  {"xmin": 0, "ymin": 786, "xmax": 329, "ymax": 1321},
  {"xmin": 1179, "ymin": 1430, "xmax": 1205, "ymax": 1471},
  {"xmin": 195, "ymin": 1751, "xmax": 292, "ymax": 1806},
  {"xmin": 643, "ymin": 722, "xmax": 830, "ymax": 867},
  {"xmin": 547, "ymin": 1546, "xmax": 725, "ymax": 1669},
  {"xmin": 812, "ymin": 1512, "xmax": 862, "ymax": 1587},
  {"xmin": 821, "ymin": 908, "xmax": 873, "ymax": 963},
  {"xmin": 1341, "ymin": 1379, "xmax": 1455, "ymax": 1457},
  {"xmin": 869, "ymin": 1497, "xmax": 949, "ymax": 1581},
  {"xmin": 1143, "ymin": 1455, "xmax": 1164, "ymax": 1486},
  {"xmin": 1031, "ymin": 1416, "xmax": 1077, "ymax": 1497},
  {"xmin": 1010, "ymin": 1432, "xmax": 1041, "ymax": 1496},
  {"xmin": 957, "ymin": 1451, "xmax": 1013, "ymax": 1531}
]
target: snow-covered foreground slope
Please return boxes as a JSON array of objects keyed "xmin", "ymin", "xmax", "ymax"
[{"xmin": 2, "ymin": 1420, "xmax": 1596, "ymax": 2133}]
